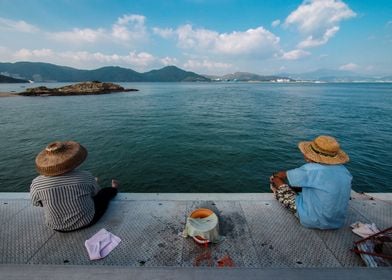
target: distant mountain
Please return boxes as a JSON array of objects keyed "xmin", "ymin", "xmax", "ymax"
[
  {"xmin": 0, "ymin": 62, "xmax": 210, "ymax": 82},
  {"xmin": 381, "ymin": 75, "xmax": 392, "ymax": 81},
  {"xmin": 280, "ymin": 68, "xmax": 390, "ymax": 82},
  {"xmin": 0, "ymin": 74, "xmax": 29, "ymax": 83},
  {"xmin": 280, "ymin": 68, "xmax": 354, "ymax": 80},
  {"xmin": 144, "ymin": 66, "xmax": 209, "ymax": 82},
  {"xmin": 207, "ymin": 72, "xmax": 294, "ymax": 82}
]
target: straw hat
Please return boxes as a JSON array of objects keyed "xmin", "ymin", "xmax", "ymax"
[
  {"xmin": 35, "ymin": 141, "xmax": 87, "ymax": 176},
  {"xmin": 298, "ymin": 135, "xmax": 349, "ymax": 165}
]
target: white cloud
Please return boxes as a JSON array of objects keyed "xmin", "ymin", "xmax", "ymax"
[
  {"xmin": 160, "ymin": 24, "xmax": 280, "ymax": 56},
  {"xmin": 271, "ymin": 19, "xmax": 281, "ymax": 28},
  {"xmin": 280, "ymin": 49, "xmax": 310, "ymax": 60},
  {"xmin": 152, "ymin": 27, "xmax": 175, "ymax": 39},
  {"xmin": 6, "ymin": 47, "xmax": 158, "ymax": 70},
  {"xmin": 58, "ymin": 50, "xmax": 156, "ymax": 68},
  {"xmin": 125, "ymin": 51, "xmax": 155, "ymax": 66},
  {"xmin": 49, "ymin": 28, "xmax": 106, "ymax": 43},
  {"xmin": 111, "ymin": 14, "xmax": 147, "ymax": 42},
  {"xmin": 160, "ymin": 56, "xmax": 178, "ymax": 66},
  {"xmin": 13, "ymin": 48, "xmax": 54, "ymax": 59},
  {"xmin": 365, "ymin": 65, "xmax": 374, "ymax": 71},
  {"xmin": 0, "ymin": 17, "xmax": 39, "ymax": 33},
  {"xmin": 297, "ymin": 26, "xmax": 339, "ymax": 48},
  {"xmin": 48, "ymin": 14, "xmax": 148, "ymax": 45},
  {"xmin": 183, "ymin": 59, "xmax": 232, "ymax": 73},
  {"xmin": 285, "ymin": 0, "xmax": 356, "ymax": 34},
  {"xmin": 285, "ymin": 0, "xmax": 356, "ymax": 48},
  {"xmin": 339, "ymin": 62, "xmax": 359, "ymax": 71}
]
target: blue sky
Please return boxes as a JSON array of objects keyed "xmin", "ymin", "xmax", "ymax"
[{"xmin": 0, "ymin": 0, "xmax": 391, "ymax": 75}]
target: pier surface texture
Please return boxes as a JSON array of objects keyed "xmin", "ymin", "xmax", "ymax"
[{"xmin": 0, "ymin": 192, "xmax": 391, "ymax": 279}]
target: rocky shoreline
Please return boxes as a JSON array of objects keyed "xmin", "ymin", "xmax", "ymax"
[
  {"xmin": 18, "ymin": 81, "xmax": 138, "ymax": 96},
  {"xmin": 0, "ymin": 92, "xmax": 18, "ymax": 97}
]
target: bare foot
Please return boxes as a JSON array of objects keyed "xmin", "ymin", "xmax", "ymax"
[{"xmin": 112, "ymin": 179, "xmax": 119, "ymax": 189}]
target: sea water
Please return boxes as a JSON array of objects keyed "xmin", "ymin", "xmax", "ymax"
[{"xmin": 0, "ymin": 82, "xmax": 391, "ymax": 193}]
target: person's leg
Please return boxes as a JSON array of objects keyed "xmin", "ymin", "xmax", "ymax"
[
  {"xmin": 273, "ymin": 184, "xmax": 297, "ymax": 213},
  {"xmin": 89, "ymin": 187, "xmax": 118, "ymax": 225}
]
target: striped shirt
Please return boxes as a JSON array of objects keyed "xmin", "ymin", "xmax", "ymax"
[{"xmin": 30, "ymin": 170, "xmax": 100, "ymax": 231}]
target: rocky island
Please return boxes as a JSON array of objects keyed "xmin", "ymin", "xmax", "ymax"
[{"xmin": 19, "ymin": 81, "xmax": 138, "ymax": 96}]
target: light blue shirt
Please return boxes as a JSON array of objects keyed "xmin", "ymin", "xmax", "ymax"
[{"xmin": 287, "ymin": 163, "xmax": 352, "ymax": 229}]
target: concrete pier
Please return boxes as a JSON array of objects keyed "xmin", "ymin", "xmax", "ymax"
[{"xmin": 0, "ymin": 192, "xmax": 391, "ymax": 279}]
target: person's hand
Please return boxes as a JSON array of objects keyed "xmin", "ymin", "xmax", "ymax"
[
  {"xmin": 112, "ymin": 179, "xmax": 120, "ymax": 189},
  {"xmin": 273, "ymin": 171, "xmax": 286, "ymax": 179},
  {"xmin": 271, "ymin": 176, "xmax": 285, "ymax": 189}
]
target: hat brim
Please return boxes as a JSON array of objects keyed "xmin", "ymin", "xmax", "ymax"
[
  {"xmin": 298, "ymin": 141, "xmax": 349, "ymax": 165},
  {"xmin": 35, "ymin": 141, "xmax": 87, "ymax": 176}
]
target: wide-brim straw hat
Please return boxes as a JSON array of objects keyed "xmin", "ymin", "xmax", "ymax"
[
  {"xmin": 298, "ymin": 135, "xmax": 349, "ymax": 165},
  {"xmin": 35, "ymin": 141, "xmax": 87, "ymax": 176}
]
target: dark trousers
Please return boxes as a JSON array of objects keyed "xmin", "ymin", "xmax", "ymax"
[{"xmin": 89, "ymin": 187, "xmax": 118, "ymax": 226}]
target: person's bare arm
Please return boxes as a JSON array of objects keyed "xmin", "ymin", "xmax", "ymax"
[
  {"xmin": 271, "ymin": 171, "xmax": 302, "ymax": 193},
  {"xmin": 273, "ymin": 171, "xmax": 287, "ymax": 180}
]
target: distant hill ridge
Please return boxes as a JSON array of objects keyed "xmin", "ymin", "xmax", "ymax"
[
  {"xmin": 218, "ymin": 72, "xmax": 294, "ymax": 82},
  {"xmin": 278, "ymin": 68, "xmax": 392, "ymax": 82},
  {"xmin": 0, "ymin": 74, "xmax": 29, "ymax": 83},
  {"xmin": 1, "ymin": 62, "xmax": 390, "ymax": 83},
  {"xmin": 0, "ymin": 62, "xmax": 209, "ymax": 82}
]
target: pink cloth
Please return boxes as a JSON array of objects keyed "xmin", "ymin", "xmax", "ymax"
[
  {"xmin": 85, "ymin": 228, "xmax": 121, "ymax": 260},
  {"xmin": 350, "ymin": 222, "xmax": 380, "ymax": 238}
]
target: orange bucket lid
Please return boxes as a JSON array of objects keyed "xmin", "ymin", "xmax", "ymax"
[{"xmin": 190, "ymin": 208, "xmax": 214, "ymax": 219}]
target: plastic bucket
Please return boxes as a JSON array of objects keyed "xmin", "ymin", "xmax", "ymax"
[{"xmin": 189, "ymin": 208, "xmax": 214, "ymax": 244}]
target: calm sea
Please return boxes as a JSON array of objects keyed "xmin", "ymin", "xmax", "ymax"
[{"xmin": 0, "ymin": 82, "xmax": 391, "ymax": 193}]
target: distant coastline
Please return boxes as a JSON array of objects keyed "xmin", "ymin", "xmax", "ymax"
[
  {"xmin": 0, "ymin": 92, "xmax": 18, "ymax": 98},
  {"xmin": 1, "ymin": 61, "xmax": 391, "ymax": 84},
  {"xmin": 1, "ymin": 80, "xmax": 392, "ymax": 99}
]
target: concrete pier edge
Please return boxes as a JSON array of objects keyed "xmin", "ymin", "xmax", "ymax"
[
  {"xmin": 0, "ymin": 264, "xmax": 391, "ymax": 280},
  {"xmin": 1, "ymin": 192, "xmax": 391, "ymax": 279}
]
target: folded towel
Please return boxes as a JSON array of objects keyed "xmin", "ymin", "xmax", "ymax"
[
  {"xmin": 350, "ymin": 222, "xmax": 380, "ymax": 238},
  {"xmin": 85, "ymin": 228, "xmax": 121, "ymax": 260}
]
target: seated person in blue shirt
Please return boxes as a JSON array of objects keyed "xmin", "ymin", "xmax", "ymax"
[{"xmin": 270, "ymin": 135, "xmax": 352, "ymax": 229}]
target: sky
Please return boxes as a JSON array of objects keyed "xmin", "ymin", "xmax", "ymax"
[{"xmin": 0, "ymin": 0, "xmax": 391, "ymax": 76}]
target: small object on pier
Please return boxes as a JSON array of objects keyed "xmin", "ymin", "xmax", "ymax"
[{"xmin": 183, "ymin": 208, "xmax": 224, "ymax": 244}]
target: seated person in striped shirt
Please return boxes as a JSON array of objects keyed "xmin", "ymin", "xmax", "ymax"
[
  {"xmin": 30, "ymin": 141, "xmax": 118, "ymax": 232},
  {"xmin": 270, "ymin": 135, "xmax": 352, "ymax": 229}
]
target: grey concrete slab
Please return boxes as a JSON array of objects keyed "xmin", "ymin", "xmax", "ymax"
[
  {"xmin": 241, "ymin": 200, "xmax": 343, "ymax": 268},
  {"xmin": 0, "ymin": 203, "xmax": 55, "ymax": 264},
  {"xmin": 0, "ymin": 199, "xmax": 29, "ymax": 226},
  {"xmin": 350, "ymin": 199, "xmax": 392, "ymax": 230},
  {"xmin": 117, "ymin": 193, "xmax": 274, "ymax": 201},
  {"xmin": 313, "ymin": 207, "xmax": 366, "ymax": 267},
  {"xmin": 0, "ymin": 192, "xmax": 391, "ymax": 271},
  {"xmin": 365, "ymin": 193, "xmax": 392, "ymax": 201},
  {"xmin": 1, "ymin": 265, "xmax": 391, "ymax": 280},
  {"xmin": 181, "ymin": 200, "xmax": 259, "ymax": 268},
  {"xmin": 110, "ymin": 200, "xmax": 187, "ymax": 267},
  {"xmin": 29, "ymin": 200, "xmax": 187, "ymax": 266}
]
